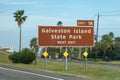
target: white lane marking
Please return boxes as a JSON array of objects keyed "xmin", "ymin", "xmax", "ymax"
[{"xmin": 0, "ymin": 67, "xmax": 64, "ymax": 80}]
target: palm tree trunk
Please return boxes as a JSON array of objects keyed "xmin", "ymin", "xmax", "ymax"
[{"xmin": 19, "ymin": 26, "xmax": 22, "ymax": 52}]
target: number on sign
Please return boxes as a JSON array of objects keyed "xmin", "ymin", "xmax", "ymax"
[{"xmin": 88, "ymin": 21, "xmax": 93, "ymax": 26}]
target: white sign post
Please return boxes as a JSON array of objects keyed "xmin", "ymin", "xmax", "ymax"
[
  {"xmin": 43, "ymin": 48, "xmax": 48, "ymax": 69},
  {"xmin": 83, "ymin": 51, "xmax": 88, "ymax": 70},
  {"xmin": 63, "ymin": 48, "xmax": 69, "ymax": 71}
]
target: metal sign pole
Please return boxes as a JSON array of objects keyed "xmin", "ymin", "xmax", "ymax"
[
  {"xmin": 45, "ymin": 47, "xmax": 47, "ymax": 51},
  {"xmin": 45, "ymin": 47, "xmax": 47, "ymax": 69},
  {"xmin": 45, "ymin": 57, "xmax": 47, "ymax": 69},
  {"xmin": 85, "ymin": 47, "xmax": 87, "ymax": 70},
  {"xmin": 65, "ymin": 47, "xmax": 68, "ymax": 71},
  {"xmin": 85, "ymin": 56, "xmax": 87, "ymax": 70}
]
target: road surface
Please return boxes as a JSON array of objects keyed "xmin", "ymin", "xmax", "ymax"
[{"xmin": 0, "ymin": 65, "xmax": 89, "ymax": 80}]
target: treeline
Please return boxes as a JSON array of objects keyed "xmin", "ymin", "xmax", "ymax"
[{"xmin": 91, "ymin": 32, "xmax": 120, "ymax": 60}]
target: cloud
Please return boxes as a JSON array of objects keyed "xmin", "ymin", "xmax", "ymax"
[
  {"xmin": 30, "ymin": 15, "xmax": 62, "ymax": 21},
  {"xmin": 0, "ymin": 0, "xmax": 37, "ymax": 5},
  {"xmin": 27, "ymin": 15, "xmax": 74, "ymax": 26},
  {"xmin": 0, "ymin": 9, "xmax": 6, "ymax": 13}
]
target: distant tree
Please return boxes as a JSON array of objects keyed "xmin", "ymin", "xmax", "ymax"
[
  {"xmin": 112, "ymin": 42, "xmax": 120, "ymax": 60},
  {"xmin": 57, "ymin": 21, "xmax": 63, "ymax": 26},
  {"xmin": 47, "ymin": 47, "xmax": 59, "ymax": 59},
  {"xmin": 30, "ymin": 38, "xmax": 38, "ymax": 51},
  {"xmin": 30, "ymin": 37, "xmax": 39, "ymax": 65},
  {"xmin": 112, "ymin": 36, "xmax": 120, "ymax": 60},
  {"xmin": 97, "ymin": 33, "xmax": 114, "ymax": 61},
  {"xmin": 13, "ymin": 10, "xmax": 27, "ymax": 52},
  {"xmin": 109, "ymin": 32, "xmax": 114, "ymax": 39},
  {"xmin": 114, "ymin": 37, "xmax": 120, "ymax": 42}
]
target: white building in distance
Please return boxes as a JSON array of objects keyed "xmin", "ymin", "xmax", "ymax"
[{"xmin": 0, "ymin": 46, "xmax": 14, "ymax": 53}]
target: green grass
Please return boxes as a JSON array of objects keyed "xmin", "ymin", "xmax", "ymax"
[
  {"xmin": 0, "ymin": 51, "xmax": 120, "ymax": 80},
  {"xmin": 99, "ymin": 61, "xmax": 120, "ymax": 65},
  {"xmin": 0, "ymin": 50, "xmax": 11, "ymax": 64}
]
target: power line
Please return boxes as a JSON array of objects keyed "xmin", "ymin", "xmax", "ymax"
[
  {"xmin": 100, "ymin": 13, "xmax": 120, "ymax": 16},
  {"xmin": 91, "ymin": 14, "xmax": 97, "ymax": 20},
  {"xmin": 99, "ymin": 9, "xmax": 120, "ymax": 14},
  {"xmin": 91, "ymin": 9, "xmax": 120, "ymax": 19}
]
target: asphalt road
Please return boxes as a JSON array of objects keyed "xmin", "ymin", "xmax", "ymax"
[{"xmin": 0, "ymin": 65, "xmax": 89, "ymax": 80}]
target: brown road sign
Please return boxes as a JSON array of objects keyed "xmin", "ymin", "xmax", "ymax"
[
  {"xmin": 38, "ymin": 26, "xmax": 94, "ymax": 47},
  {"xmin": 77, "ymin": 20, "xmax": 94, "ymax": 26}
]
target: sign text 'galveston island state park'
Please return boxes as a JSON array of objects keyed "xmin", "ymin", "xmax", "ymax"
[{"xmin": 38, "ymin": 20, "xmax": 94, "ymax": 47}]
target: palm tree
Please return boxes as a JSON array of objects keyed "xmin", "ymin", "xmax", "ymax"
[
  {"xmin": 30, "ymin": 37, "xmax": 39, "ymax": 65},
  {"xmin": 57, "ymin": 21, "xmax": 63, "ymax": 58},
  {"xmin": 57, "ymin": 21, "xmax": 63, "ymax": 26},
  {"xmin": 109, "ymin": 32, "xmax": 114, "ymax": 40},
  {"xmin": 13, "ymin": 10, "xmax": 27, "ymax": 52}
]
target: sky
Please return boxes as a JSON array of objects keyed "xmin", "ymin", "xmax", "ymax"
[{"xmin": 0, "ymin": 0, "xmax": 120, "ymax": 51}]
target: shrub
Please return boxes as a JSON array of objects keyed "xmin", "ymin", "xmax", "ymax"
[
  {"xmin": 9, "ymin": 52, "xmax": 22, "ymax": 63},
  {"xmin": 9, "ymin": 48, "xmax": 35, "ymax": 64},
  {"xmin": 8, "ymin": 55, "xmax": 12, "ymax": 60},
  {"xmin": 21, "ymin": 48, "xmax": 35, "ymax": 64},
  {"xmin": 102, "ymin": 56, "xmax": 111, "ymax": 62}
]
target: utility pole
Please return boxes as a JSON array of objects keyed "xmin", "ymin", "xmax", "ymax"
[{"xmin": 95, "ymin": 13, "xmax": 99, "ymax": 60}]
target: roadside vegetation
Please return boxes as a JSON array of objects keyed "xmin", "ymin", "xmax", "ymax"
[
  {"xmin": 13, "ymin": 10, "xmax": 27, "ymax": 52},
  {"xmin": 8, "ymin": 48, "xmax": 35, "ymax": 64},
  {"xmin": 0, "ymin": 50, "xmax": 120, "ymax": 80}
]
